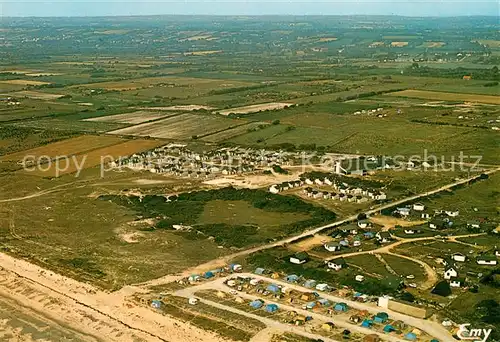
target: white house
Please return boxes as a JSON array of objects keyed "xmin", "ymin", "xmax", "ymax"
[
  {"xmin": 477, "ymin": 256, "xmax": 497, "ymax": 266},
  {"xmin": 450, "ymin": 278, "xmax": 464, "ymax": 288},
  {"xmin": 413, "ymin": 203, "xmax": 425, "ymax": 211},
  {"xmin": 445, "ymin": 210, "xmax": 460, "ymax": 217},
  {"xmin": 324, "ymin": 242, "xmax": 340, "ymax": 252},
  {"xmin": 452, "ymin": 253, "xmax": 466, "ymax": 262},
  {"xmin": 305, "ymin": 178, "xmax": 313, "ymax": 185},
  {"xmin": 355, "ymin": 275, "xmax": 365, "ymax": 282},
  {"xmin": 396, "ymin": 207, "xmax": 411, "ymax": 216},
  {"xmin": 327, "ymin": 257, "xmax": 347, "ymax": 271},
  {"xmin": 353, "ymin": 240, "xmax": 361, "ymax": 247},
  {"xmin": 357, "ymin": 220, "xmax": 369, "ymax": 229},
  {"xmin": 444, "ymin": 266, "xmax": 458, "ymax": 280},
  {"xmin": 269, "ymin": 185, "xmax": 280, "ymax": 194},
  {"xmin": 421, "ymin": 213, "xmax": 430, "ymax": 219},
  {"xmin": 290, "ymin": 253, "xmax": 308, "ymax": 265},
  {"xmin": 467, "ymin": 221, "xmax": 481, "ymax": 229},
  {"xmin": 324, "ymin": 178, "xmax": 333, "ymax": 186},
  {"xmin": 404, "ymin": 229, "xmax": 416, "ymax": 235},
  {"xmin": 316, "ymin": 283, "xmax": 329, "ymax": 291},
  {"xmin": 376, "ymin": 231, "xmax": 392, "ymax": 243},
  {"xmin": 314, "ymin": 178, "xmax": 323, "ymax": 186}
]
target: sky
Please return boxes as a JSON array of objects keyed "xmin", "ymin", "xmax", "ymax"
[{"xmin": 0, "ymin": 0, "xmax": 499, "ymax": 17}]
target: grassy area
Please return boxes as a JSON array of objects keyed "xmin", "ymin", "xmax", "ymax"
[
  {"xmin": 382, "ymin": 254, "xmax": 427, "ymax": 283},
  {"xmin": 344, "ymin": 254, "xmax": 392, "ymax": 278}
]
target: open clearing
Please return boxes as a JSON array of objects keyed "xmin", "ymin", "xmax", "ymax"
[
  {"xmin": 108, "ymin": 113, "xmax": 245, "ymax": 139},
  {"xmin": 19, "ymin": 139, "xmax": 164, "ymax": 177},
  {"xmin": 216, "ymin": 102, "xmax": 294, "ymax": 116},
  {"xmin": 0, "ymin": 79, "xmax": 51, "ymax": 86},
  {"xmin": 390, "ymin": 41, "xmax": 409, "ymax": 47},
  {"xmin": 0, "ymin": 135, "xmax": 126, "ymax": 163},
  {"xmin": 83, "ymin": 111, "xmax": 175, "ymax": 124},
  {"xmin": 387, "ymin": 89, "xmax": 500, "ymax": 105},
  {"xmin": 10, "ymin": 90, "xmax": 65, "ymax": 100},
  {"xmin": 199, "ymin": 200, "xmax": 310, "ymax": 228}
]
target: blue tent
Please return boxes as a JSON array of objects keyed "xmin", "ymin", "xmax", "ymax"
[
  {"xmin": 318, "ymin": 298, "xmax": 330, "ymax": 306},
  {"xmin": 383, "ymin": 325, "xmax": 396, "ymax": 333},
  {"xmin": 361, "ymin": 319, "xmax": 373, "ymax": 328},
  {"xmin": 306, "ymin": 301, "xmax": 316, "ymax": 309},
  {"xmin": 305, "ymin": 316, "xmax": 313, "ymax": 322},
  {"xmin": 204, "ymin": 271, "xmax": 214, "ymax": 279},
  {"xmin": 304, "ymin": 279, "xmax": 317, "ymax": 288},
  {"xmin": 334, "ymin": 302, "xmax": 348, "ymax": 312},
  {"xmin": 265, "ymin": 304, "xmax": 279, "ymax": 313},
  {"xmin": 405, "ymin": 333, "xmax": 417, "ymax": 341},
  {"xmin": 254, "ymin": 267, "xmax": 265, "ymax": 275},
  {"xmin": 266, "ymin": 284, "xmax": 280, "ymax": 293},
  {"xmin": 249, "ymin": 300, "xmax": 263, "ymax": 309},
  {"xmin": 286, "ymin": 274, "xmax": 299, "ymax": 282}
]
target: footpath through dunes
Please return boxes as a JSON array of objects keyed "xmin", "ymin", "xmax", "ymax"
[{"xmin": 0, "ymin": 253, "xmax": 231, "ymax": 342}]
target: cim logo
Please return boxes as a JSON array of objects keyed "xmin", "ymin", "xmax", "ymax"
[{"xmin": 457, "ymin": 324, "xmax": 493, "ymax": 342}]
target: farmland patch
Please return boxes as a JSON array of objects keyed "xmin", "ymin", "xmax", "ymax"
[
  {"xmin": 0, "ymin": 135, "xmax": 126, "ymax": 163},
  {"xmin": 107, "ymin": 113, "xmax": 246, "ymax": 140},
  {"xmin": 216, "ymin": 102, "xmax": 294, "ymax": 116},
  {"xmin": 0, "ymin": 79, "xmax": 51, "ymax": 86},
  {"xmin": 387, "ymin": 89, "xmax": 500, "ymax": 105},
  {"xmin": 19, "ymin": 139, "xmax": 164, "ymax": 177},
  {"xmin": 10, "ymin": 90, "xmax": 65, "ymax": 100},
  {"xmin": 83, "ymin": 111, "xmax": 176, "ymax": 125}
]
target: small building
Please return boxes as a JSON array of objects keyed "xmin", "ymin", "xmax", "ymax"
[
  {"xmin": 467, "ymin": 221, "xmax": 481, "ymax": 229},
  {"xmin": 355, "ymin": 275, "xmax": 365, "ymax": 282},
  {"xmin": 339, "ymin": 239, "xmax": 350, "ymax": 247},
  {"xmin": 188, "ymin": 297, "xmax": 199, "ymax": 305},
  {"xmin": 450, "ymin": 278, "xmax": 465, "ymax": 288},
  {"xmin": 477, "ymin": 255, "xmax": 498, "ymax": 266},
  {"xmin": 376, "ymin": 231, "xmax": 392, "ymax": 243},
  {"xmin": 265, "ymin": 303, "xmax": 279, "ymax": 313},
  {"xmin": 452, "ymin": 253, "xmax": 466, "ymax": 262},
  {"xmin": 318, "ymin": 298, "xmax": 331, "ymax": 307},
  {"xmin": 327, "ymin": 257, "xmax": 347, "ymax": 271},
  {"xmin": 412, "ymin": 203, "xmax": 425, "ymax": 211},
  {"xmin": 324, "ymin": 241, "xmax": 341, "ymax": 252},
  {"xmin": 364, "ymin": 231, "xmax": 375, "ymax": 239},
  {"xmin": 316, "ymin": 283, "xmax": 329, "ymax": 292},
  {"xmin": 358, "ymin": 220, "xmax": 370, "ymax": 229},
  {"xmin": 289, "ymin": 252, "xmax": 309, "ymax": 265},
  {"xmin": 305, "ymin": 301, "xmax": 316, "ymax": 310},
  {"xmin": 444, "ymin": 266, "xmax": 458, "ymax": 280},
  {"xmin": 334, "ymin": 302, "xmax": 348, "ymax": 312}
]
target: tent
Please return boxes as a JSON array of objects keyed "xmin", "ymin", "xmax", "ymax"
[
  {"xmin": 254, "ymin": 267, "xmax": 265, "ymax": 275},
  {"xmin": 249, "ymin": 300, "xmax": 263, "ymax": 309},
  {"xmin": 334, "ymin": 302, "xmax": 348, "ymax": 312},
  {"xmin": 405, "ymin": 333, "xmax": 417, "ymax": 341},
  {"xmin": 304, "ymin": 279, "xmax": 317, "ymax": 288},
  {"xmin": 266, "ymin": 284, "xmax": 280, "ymax": 293},
  {"xmin": 204, "ymin": 271, "xmax": 214, "ymax": 279},
  {"xmin": 383, "ymin": 325, "xmax": 396, "ymax": 333},
  {"xmin": 374, "ymin": 312, "xmax": 389, "ymax": 323},
  {"xmin": 361, "ymin": 319, "xmax": 373, "ymax": 328},
  {"xmin": 286, "ymin": 274, "xmax": 299, "ymax": 282},
  {"xmin": 306, "ymin": 301, "xmax": 316, "ymax": 309},
  {"xmin": 265, "ymin": 304, "xmax": 279, "ymax": 313}
]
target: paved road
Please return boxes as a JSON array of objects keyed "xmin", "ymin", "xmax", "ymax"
[
  {"xmin": 139, "ymin": 168, "xmax": 499, "ymax": 288},
  {"xmin": 176, "ymin": 273, "xmax": 455, "ymax": 342}
]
